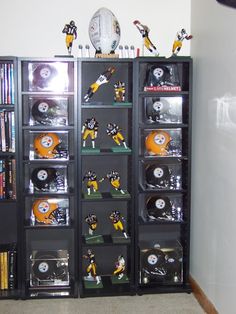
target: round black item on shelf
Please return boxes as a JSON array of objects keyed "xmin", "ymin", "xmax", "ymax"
[
  {"xmin": 32, "ymin": 64, "xmax": 58, "ymax": 90},
  {"xmin": 31, "ymin": 99, "xmax": 58, "ymax": 125},
  {"xmin": 145, "ymin": 164, "xmax": 171, "ymax": 188},
  {"xmin": 31, "ymin": 167, "xmax": 58, "ymax": 191},
  {"xmin": 146, "ymin": 196, "xmax": 172, "ymax": 220},
  {"xmin": 142, "ymin": 248, "xmax": 165, "ymax": 270},
  {"xmin": 32, "ymin": 252, "xmax": 58, "ymax": 281}
]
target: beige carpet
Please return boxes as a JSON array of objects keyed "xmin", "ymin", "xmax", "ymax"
[{"xmin": 0, "ymin": 293, "xmax": 205, "ymax": 314}]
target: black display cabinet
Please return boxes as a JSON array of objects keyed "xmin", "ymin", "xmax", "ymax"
[
  {"xmin": 0, "ymin": 56, "xmax": 192, "ymax": 300},
  {"xmin": 77, "ymin": 59, "xmax": 135, "ymax": 297},
  {"xmin": 0, "ymin": 57, "xmax": 19, "ymax": 299},
  {"xmin": 18, "ymin": 58, "xmax": 78, "ymax": 298},
  {"xmin": 133, "ymin": 57, "xmax": 192, "ymax": 294}
]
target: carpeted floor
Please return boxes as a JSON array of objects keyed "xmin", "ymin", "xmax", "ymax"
[{"xmin": 0, "ymin": 293, "xmax": 205, "ymax": 314}]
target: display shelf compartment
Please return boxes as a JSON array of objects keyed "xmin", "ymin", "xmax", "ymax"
[
  {"xmin": 81, "ymin": 275, "xmax": 134, "ymax": 298},
  {"xmin": 82, "ymin": 235, "xmax": 131, "ymax": 246}
]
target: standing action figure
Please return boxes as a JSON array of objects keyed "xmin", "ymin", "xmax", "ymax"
[
  {"xmin": 62, "ymin": 20, "xmax": 77, "ymax": 55},
  {"xmin": 114, "ymin": 81, "xmax": 125, "ymax": 102},
  {"xmin": 85, "ymin": 213, "xmax": 98, "ymax": 235},
  {"xmin": 84, "ymin": 67, "xmax": 115, "ymax": 102},
  {"xmin": 133, "ymin": 20, "xmax": 159, "ymax": 56},
  {"xmin": 106, "ymin": 123, "xmax": 127, "ymax": 149},
  {"xmin": 83, "ymin": 170, "xmax": 99, "ymax": 195},
  {"xmin": 109, "ymin": 210, "xmax": 128, "ymax": 238},
  {"xmin": 82, "ymin": 117, "xmax": 99, "ymax": 148},
  {"xmin": 172, "ymin": 29, "xmax": 193, "ymax": 56},
  {"xmin": 83, "ymin": 249, "xmax": 100, "ymax": 284},
  {"xmin": 100, "ymin": 170, "xmax": 125, "ymax": 194},
  {"xmin": 113, "ymin": 255, "xmax": 126, "ymax": 280}
]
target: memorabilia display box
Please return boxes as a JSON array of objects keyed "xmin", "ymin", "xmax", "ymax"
[{"xmin": 0, "ymin": 56, "xmax": 192, "ymax": 299}]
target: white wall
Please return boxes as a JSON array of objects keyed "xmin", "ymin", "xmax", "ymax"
[
  {"xmin": 191, "ymin": 0, "xmax": 236, "ymax": 313},
  {"xmin": 0, "ymin": 0, "xmax": 190, "ymax": 57}
]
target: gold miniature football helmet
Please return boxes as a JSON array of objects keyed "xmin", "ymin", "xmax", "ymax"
[
  {"xmin": 33, "ymin": 133, "xmax": 61, "ymax": 159},
  {"xmin": 32, "ymin": 199, "xmax": 59, "ymax": 224},
  {"xmin": 145, "ymin": 130, "xmax": 171, "ymax": 156}
]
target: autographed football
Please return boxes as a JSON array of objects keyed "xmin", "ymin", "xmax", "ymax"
[{"xmin": 89, "ymin": 7, "xmax": 121, "ymax": 54}]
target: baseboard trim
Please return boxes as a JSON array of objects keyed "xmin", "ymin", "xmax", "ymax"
[{"xmin": 189, "ymin": 275, "xmax": 218, "ymax": 314}]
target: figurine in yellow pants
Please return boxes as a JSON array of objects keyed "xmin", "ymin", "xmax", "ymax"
[
  {"xmin": 113, "ymin": 255, "xmax": 126, "ymax": 279},
  {"xmin": 109, "ymin": 210, "xmax": 128, "ymax": 238},
  {"xmin": 172, "ymin": 29, "xmax": 193, "ymax": 56},
  {"xmin": 100, "ymin": 170, "xmax": 125, "ymax": 194},
  {"xmin": 82, "ymin": 117, "xmax": 98, "ymax": 148},
  {"xmin": 83, "ymin": 170, "xmax": 99, "ymax": 195},
  {"xmin": 84, "ymin": 67, "xmax": 115, "ymax": 102},
  {"xmin": 106, "ymin": 123, "xmax": 127, "ymax": 149},
  {"xmin": 83, "ymin": 249, "xmax": 100, "ymax": 284},
  {"xmin": 133, "ymin": 20, "xmax": 159, "ymax": 56},
  {"xmin": 62, "ymin": 20, "xmax": 77, "ymax": 55}
]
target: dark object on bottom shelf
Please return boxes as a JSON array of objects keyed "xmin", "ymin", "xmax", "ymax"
[
  {"xmin": 140, "ymin": 242, "xmax": 183, "ymax": 286},
  {"xmin": 30, "ymin": 250, "xmax": 69, "ymax": 287}
]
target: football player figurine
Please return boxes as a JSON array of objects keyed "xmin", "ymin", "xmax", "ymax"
[
  {"xmin": 172, "ymin": 28, "xmax": 193, "ymax": 56},
  {"xmin": 83, "ymin": 170, "xmax": 99, "ymax": 195},
  {"xmin": 109, "ymin": 210, "xmax": 128, "ymax": 238},
  {"xmin": 85, "ymin": 213, "xmax": 98, "ymax": 235},
  {"xmin": 62, "ymin": 20, "xmax": 77, "ymax": 55},
  {"xmin": 106, "ymin": 123, "xmax": 127, "ymax": 149},
  {"xmin": 114, "ymin": 81, "xmax": 125, "ymax": 102},
  {"xmin": 84, "ymin": 67, "xmax": 115, "ymax": 102},
  {"xmin": 133, "ymin": 20, "xmax": 159, "ymax": 56},
  {"xmin": 100, "ymin": 170, "xmax": 125, "ymax": 194},
  {"xmin": 113, "ymin": 255, "xmax": 126, "ymax": 280},
  {"xmin": 83, "ymin": 249, "xmax": 100, "ymax": 284},
  {"xmin": 82, "ymin": 117, "xmax": 99, "ymax": 149}
]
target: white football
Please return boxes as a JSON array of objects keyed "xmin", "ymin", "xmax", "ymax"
[{"xmin": 89, "ymin": 7, "xmax": 121, "ymax": 54}]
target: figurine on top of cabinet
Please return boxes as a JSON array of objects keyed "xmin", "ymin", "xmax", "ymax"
[
  {"xmin": 84, "ymin": 67, "xmax": 115, "ymax": 102},
  {"xmin": 83, "ymin": 249, "xmax": 101, "ymax": 284},
  {"xmin": 100, "ymin": 170, "xmax": 125, "ymax": 194},
  {"xmin": 114, "ymin": 81, "xmax": 125, "ymax": 102},
  {"xmin": 113, "ymin": 255, "xmax": 126, "ymax": 279},
  {"xmin": 82, "ymin": 117, "xmax": 99, "ymax": 149},
  {"xmin": 172, "ymin": 28, "xmax": 193, "ymax": 56},
  {"xmin": 109, "ymin": 210, "xmax": 128, "ymax": 238},
  {"xmin": 85, "ymin": 213, "xmax": 98, "ymax": 235},
  {"xmin": 106, "ymin": 123, "xmax": 127, "ymax": 149},
  {"xmin": 133, "ymin": 20, "xmax": 159, "ymax": 56},
  {"xmin": 83, "ymin": 170, "xmax": 99, "ymax": 195},
  {"xmin": 62, "ymin": 20, "xmax": 77, "ymax": 55}
]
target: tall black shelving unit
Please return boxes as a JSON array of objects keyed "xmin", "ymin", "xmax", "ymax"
[
  {"xmin": 0, "ymin": 56, "xmax": 19, "ymax": 299},
  {"xmin": 18, "ymin": 57, "xmax": 78, "ymax": 299},
  {"xmin": 134, "ymin": 57, "xmax": 192, "ymax": 295},
  {"xmin": 77, "ymin": 58, "xmax": 135, "ymax": 297},
  {"xmin": 0, "ymin": 56, "xmax": 193, "ymax": 300}
]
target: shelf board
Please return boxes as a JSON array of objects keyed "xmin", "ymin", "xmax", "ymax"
[
  {"xmin": 21, "ymin": 91, "xmax": 74, "ymax": 96},
  {"xmin": 82, "ymin": 102, "xmax": 132, "ymax": 109},
  {"xmin": 139, "ymin": 183, "xmax": 187, "ymax": 194},
  {"xmin": 139, "ymin": 123, "xmax": 188, "ymax": 129},
  {"xmin": 80, "ymin": 275, "xmax": 134, "ymax": 298},
  {"xmin": 138, "ymin": 216, "xmax": 185, "ymax": 226},
  {"xmin": 23, "ymin": 158, "xmax": 74, "ymax": 164},
  {"xmin": 81, "ymin": 147, "xmax": 132, "ymax": 156},
  {"xmin": 0, "ymin": 289, "xmax": 19, "ymax": 300},
  {"xmin": 0, "ymin": 199, "xmax": 17, "ymax": 204},
  {"xmin": 24, "ymin": 189, "xmax": 74, "ymax": 197},
  {"xmin": 139, "ymin": 155, "xmax": 188, "ymax": 161},
  {"xmin": 82, "ymin": 191, "xmax": 131, "ymax": 202},
  {"xmin": 137, "ymin": 283, "xmax": 191, "ymax": 295},
  {"xmin": 138, "ymin": 91, "xmax": 190, "ymax": 97},
  {"xmin": 0, "ymin": 104, "xmax": 15, "ymax": 109},
  {"xmin": 22, "ymin": 125, "xmax": 74, "ymax": 131},
  {"xmin": 82, "ymin": 234, "xmax": 131, "ymax": 246},
  {"xmin": 24, "ymin": 224, "xmax": 73, "ymax": 230},
  {"xmin": 0, "ymin": 152, "xmax": 15, "ymax": 157}
]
